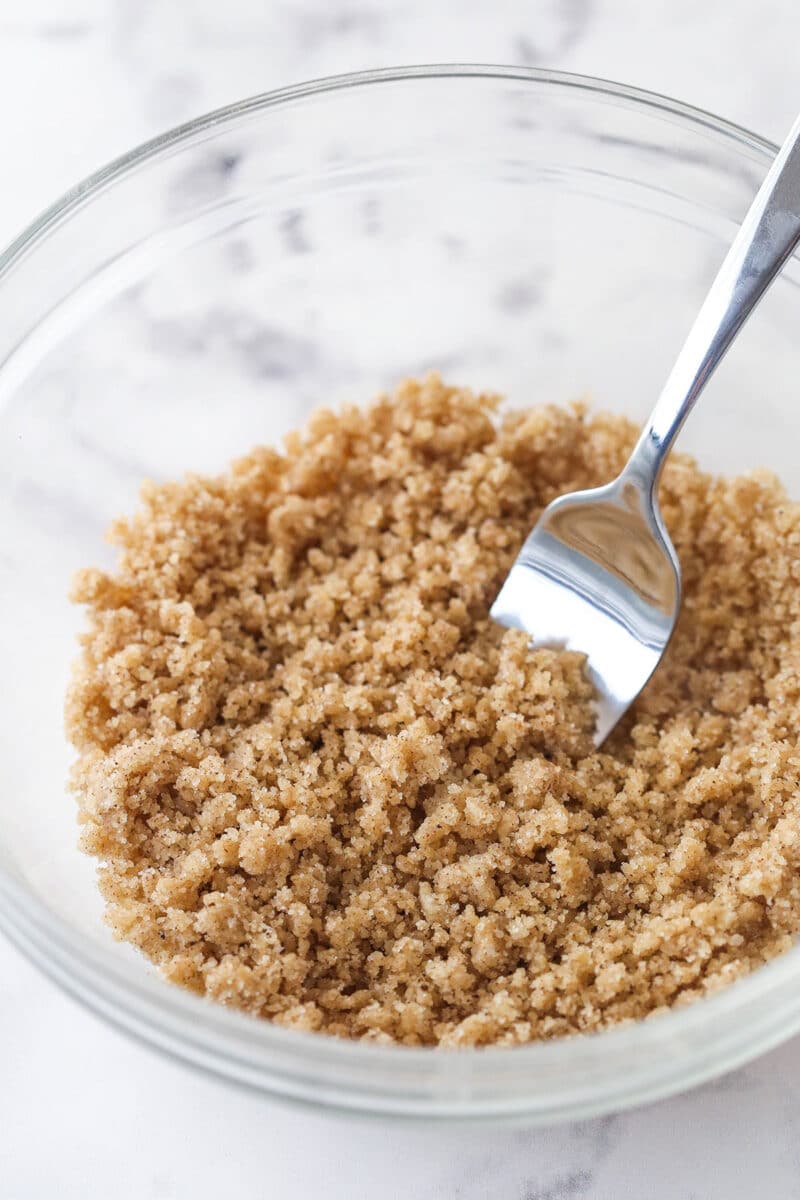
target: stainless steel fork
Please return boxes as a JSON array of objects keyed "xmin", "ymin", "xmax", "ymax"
[{"xmin": 491, "ymin": 110, "xmax": 800, "ymax": 744}]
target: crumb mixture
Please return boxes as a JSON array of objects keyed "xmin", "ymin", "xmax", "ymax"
[{"xmin": 67, "ymin": 375, "xmax": 800, "ymax": 1046}]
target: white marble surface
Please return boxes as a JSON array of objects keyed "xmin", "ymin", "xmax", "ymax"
[{"xmin": 3, "ymin": 2, "xmax": 800, "ymax": 1197}]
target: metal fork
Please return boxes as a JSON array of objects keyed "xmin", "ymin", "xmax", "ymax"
[{"xmin": 491, "ymin": 111, "xmax": 800, "ymax": 745}]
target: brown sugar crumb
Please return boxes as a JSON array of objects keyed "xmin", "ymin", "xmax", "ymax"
[{"xmin": 66, "ymin": 375, "xmax": 800, "ymax": 1046}]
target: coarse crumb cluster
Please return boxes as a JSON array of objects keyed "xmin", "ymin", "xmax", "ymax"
[{"xmin": 67, "ymin": 375, "xmax": 800, "ymax": 1046}]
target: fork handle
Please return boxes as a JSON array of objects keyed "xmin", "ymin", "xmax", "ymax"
[{"xmin": 625, "ymin": 109, "xmax": 800, "ymax": 490}]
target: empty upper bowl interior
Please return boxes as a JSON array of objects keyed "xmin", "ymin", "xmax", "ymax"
[{"xmin": 1, "ymin": 66, "xmax": 800, "ymax": 1122}]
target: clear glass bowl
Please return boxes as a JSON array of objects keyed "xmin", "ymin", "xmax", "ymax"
[{"xmin": 2, "ymin": 65, "xmax": 800, "ymax": 1125}]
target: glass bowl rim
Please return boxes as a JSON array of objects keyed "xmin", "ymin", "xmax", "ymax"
[
  {"xmin": 0, "ymin": 62, "xmax": 796, "ymax": 1122},
  {"xmin": 0, "ymin": 62, "xmax": 779, "ymax": 282}
]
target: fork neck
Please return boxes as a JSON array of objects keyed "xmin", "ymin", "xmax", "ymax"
[{"xmin": 618, "ymin": 423, "xmax": 667, "ymax": 502}]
